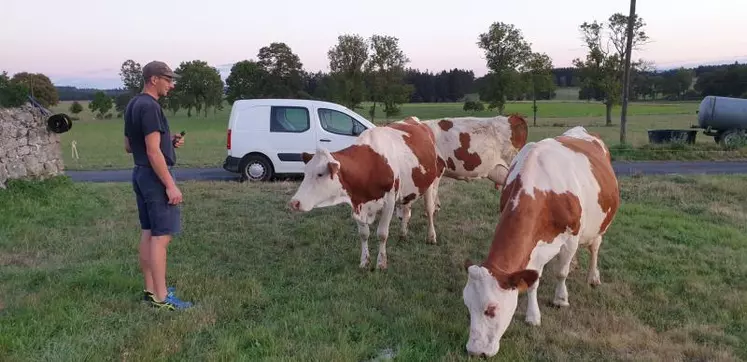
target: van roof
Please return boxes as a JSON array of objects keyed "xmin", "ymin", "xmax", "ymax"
[{"xmin": 231, "ymin": 98, "xmax": 348, "ymax": 108}]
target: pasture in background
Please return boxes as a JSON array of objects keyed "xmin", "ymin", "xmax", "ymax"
[
  {"xmin": 50, "ymin": 98, "xmax": 734, "ymax": 171},
  {"xmin": 1, "ymin": 174, "xmax": 745, "ymax": 361}
]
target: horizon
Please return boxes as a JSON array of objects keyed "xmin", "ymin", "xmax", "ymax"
[{"xmin": 2, "ymin": 0, "xmax": 746, "ymax": 89}]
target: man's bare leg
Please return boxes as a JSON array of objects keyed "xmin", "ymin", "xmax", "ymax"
[
  {"xmin": 149, "ymin": 234, "xmax": 172, "ymax": 301},
  {"xmin": 139, "ymin": 229, "xmax": 154, "ymax": 293}
]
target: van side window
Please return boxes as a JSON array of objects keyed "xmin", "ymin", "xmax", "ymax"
[
  {"xmin": 270, "ymin": 106, "xmax": 310, "ymax": 133},
  {"xmin": 318, "ymin": 108, "xmax": 365, "ymax": 136}
]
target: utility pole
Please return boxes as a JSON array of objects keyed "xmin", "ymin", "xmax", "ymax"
[{"xmin": 620, "ymin": 0, "xmax": 636, "ymax": 144}]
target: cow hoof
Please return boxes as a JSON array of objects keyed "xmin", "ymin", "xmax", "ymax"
[
  {"xmin": 525, "ymin": 315, "xmax": 541, "ymax": 326},
  {"xmin": 552, "ymin": 299, "xmax": 570, "ymax": 308},
  {"xmin": 427, "ymin": 236, "xmax": 437, "ymax": 245},
  {"xmin": 588, "ymin": 273, "xmax": 601, "ymax": 287},
  {"xmin": 377, "ymin": 262, "xmax": 388, "ymax": 270}
]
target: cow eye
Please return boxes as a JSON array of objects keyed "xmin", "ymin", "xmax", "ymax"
[{"xmin": 317, "ymin": 173, "xmax": 324, "ymax": 177}]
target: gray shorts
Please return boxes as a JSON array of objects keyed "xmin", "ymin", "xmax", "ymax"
[{"xmin": 132, "ymin": 165, "xmax": 181, "ymax": 236}]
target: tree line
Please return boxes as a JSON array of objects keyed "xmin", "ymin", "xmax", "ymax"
[{"xmin": 3, "ymin": 13, "xmax": 747, "ymax": 121}]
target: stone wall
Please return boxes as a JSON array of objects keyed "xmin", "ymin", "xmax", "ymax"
[{"xmin": 0, "ymin": 104, "xmax": 64, "ymax": 189}]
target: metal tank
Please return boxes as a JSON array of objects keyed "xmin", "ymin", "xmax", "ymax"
[{"xmin": 697, "ymin": 95, "xmax": 747, "ymax": 130}]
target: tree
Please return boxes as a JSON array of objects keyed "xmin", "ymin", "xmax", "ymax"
[
  {"xmin": 257, "ymin": 42, "xmax": 305, "ymax": 98},
  {"xmin": 0, "ymin": 71, "xmax": 29, "ymax": 108},
  {"xmin": 69, "ymin": 101, "xmax": 83, "ymax": 114},
  {"xmin": 327, "ymin": 34, "xmax": 369, "ymax": 110},
  {"xmin": 89, "ymin": 91, "xmax": 113, "ymax": 118},
  {"xmin": 522, "ymin": 52, "xmax": 555, "ymax": 126},
  {"xmin": 477, "ymin": 22, "xmax": 532, "ymax": 114},
  {"xmin": 10, "ymin": 72, "xmax": 58, "ymax": 107},
  {"xmin": 659, "ymin": 68, "xmax": 693, "ymax": 100},
  {"xmin": 694, "ymin": 63, "xmax": 747, "ymax": 98},
  {"xmin": 172, "ymin": 60, "xmax": 224, "ymax": 117},
  {"xmin": 225, "ymin": 60, "xmax": 268, "ymax": 104},
  {"xmin": 120, "ymin": 60, "xmax": 143, "ymax": 94},
  {"xmin": 572, "ymin": 13, "xmax": 649, "ymax": 126},
  {"xmin": 115, "ymin": 93, "xmax": 133, "ymax": 114},
  {"xmin": 365, "ymin": 34, "xmax": 413, "ymax": 119}
]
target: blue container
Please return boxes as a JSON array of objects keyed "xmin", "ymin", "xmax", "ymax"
[{"xmin": 697, "ymin": 96, "xmax": 747, "ymax": 130}]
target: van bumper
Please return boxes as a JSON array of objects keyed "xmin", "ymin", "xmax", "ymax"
[{"xmin": 223, "ymin": 156, "xmax": 242, "ymax": 173}]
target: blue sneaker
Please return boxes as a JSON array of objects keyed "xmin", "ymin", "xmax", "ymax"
[
  {"xmin": 142, "ymin": 286, "xmax": 176, "ymax": 302},
  {"xmin": 150, "ymin": 291, "xmax": 194, "ymax": 310}
]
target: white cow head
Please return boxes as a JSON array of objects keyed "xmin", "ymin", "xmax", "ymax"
[
  {"xmin": 462, "ymin": 262, "xmax": 538, "ymax": 357},
  {"xmin": 288, "ymin": 147, "xmax": 349, "ymax": 212}
]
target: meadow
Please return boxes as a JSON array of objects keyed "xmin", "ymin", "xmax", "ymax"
[
  {"xmin": 49, "ymin": 98, "xmax": 747, "ymax": 171},
  {"xmin": 1, "ymin": 174, "xmax": 746, "ymax": 361}
]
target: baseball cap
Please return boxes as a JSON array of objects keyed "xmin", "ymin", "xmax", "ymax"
[{"xmin": 142, "ymin": 61, "xmax": 179, "ymax": 81}]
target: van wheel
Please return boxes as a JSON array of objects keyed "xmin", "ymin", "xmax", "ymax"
[{"xmin": 240, "ymin": 155, "xmax": 274, "ymax": 182}]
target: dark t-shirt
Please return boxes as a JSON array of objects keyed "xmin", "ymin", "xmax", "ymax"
[{"xmin": 124, "ymin": 93, "xmax": 176, "ymax": 167}]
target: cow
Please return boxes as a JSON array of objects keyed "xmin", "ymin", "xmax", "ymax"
[
  {"xmin": 395, "ymin": 114, "xmax": 528, "ymax": 224},
  {"xmin": 288, "ymin": 116, "xmax": 444, "ymax": 270},
  {"xmin": 461, "ymin": 126, "xmax": 620, "ymax": 358}
]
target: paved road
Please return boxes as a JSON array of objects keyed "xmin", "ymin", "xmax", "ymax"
[{"xmin": 64, "ymin": 160, "xmax": 747, "ymax": 183}]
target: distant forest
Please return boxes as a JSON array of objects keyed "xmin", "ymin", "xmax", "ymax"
[{"xmin": 56, "ymin": 62, "xmax": 747, "ymax": 104}]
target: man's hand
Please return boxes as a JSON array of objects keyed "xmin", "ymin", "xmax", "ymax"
[
  {"xmin": 172, "ymin": 134, "xmax": 185, "ymax": 148},
  {"xmin": 166, "ymin": 185, "xmax": 183, "ymax": 205}
]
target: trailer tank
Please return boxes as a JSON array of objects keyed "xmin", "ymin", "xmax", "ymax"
[{"xmin": 697, "ymin": 95, "xmax": 747, "ymax": 130}]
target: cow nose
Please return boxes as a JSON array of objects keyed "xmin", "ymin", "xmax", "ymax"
[{"xmin": 289, "ymin": 200, "xmax": 300, "ymax": 211}]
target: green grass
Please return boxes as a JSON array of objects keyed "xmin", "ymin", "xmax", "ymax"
[
  {"xmin": 50, "ymin": 99, "xmax": 731, "ymax": 171},
  {"xmin": 1, "ymin": 175, "xmax": 745, "ymax": 361}
]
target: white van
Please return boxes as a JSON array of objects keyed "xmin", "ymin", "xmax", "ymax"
[{"xmin": 222, "ymin": 98, "xmax": 377, "ymax": 181}]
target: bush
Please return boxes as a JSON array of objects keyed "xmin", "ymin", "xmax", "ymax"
[
  {"xmin": 0, "ymin": 71, "xmax": 29, "ymax": 108},
  {"xmin": 463, "ymin": 100, "xmax": 485, "ymax": 113},
  {"xmin": 69, "ymin": 101, "xmax": 83, "ymax": 114}
]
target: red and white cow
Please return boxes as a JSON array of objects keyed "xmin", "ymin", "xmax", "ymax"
[
  {"xmin": 461, "ymin": 126, "xmax": 620, "ymax": 357},
  {"xmin": 288, "ymin": 116, "xmax": 444, "ymax": 270},
  {"xmin": 395, "ymin": 114, "xmax": 528, "ymax": 221},
  {"xmin": 427, "ymin": 114, "xmax": 528, "ymax": 188}
]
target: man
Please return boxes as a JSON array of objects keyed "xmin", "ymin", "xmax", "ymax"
[{"xmin": 124, "ymin": 60, "xmax": 192, "ymax": 310}]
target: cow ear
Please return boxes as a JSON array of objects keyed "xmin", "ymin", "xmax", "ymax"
[
  {"xmin": 327, "ymin": 162, "xmax": 340, "ymax": 179},
  {"xmin": 507, "ymin": 269, "xmax": 538, "ymax": 293},
  {"xmin": 302, "ymin": 152, "xmax": 314, "ymax": 164}
]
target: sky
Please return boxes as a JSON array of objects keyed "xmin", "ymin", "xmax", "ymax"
[{"xmin": 1, "ymin": 0, "xmax": 746, "ymax": 89}]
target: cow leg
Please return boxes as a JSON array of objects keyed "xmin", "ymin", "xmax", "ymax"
[
  {"xmin": 433, "ymin": 179, "xmax": 441, "ymax": 214},
  {"xmin": 356, "ymin": 220, "xmax": 370, "ymax": 269},
  {"xmin": 376, "ymin": 198, "xmax": 396, "ymax": 270},
  {"xmin": 587, "ymin": 236, "xmax": 603, "ymax": 287},
  {"xmin": 570, "ymin": 253, "xmax": 579, "ymax": 271},
  {"xmin": 525, "ymin": 265, "xmax": 544, "ymax": 326},
  {"xmin": 525, "ymin": 241, "xmax": 562, "ymax": 326},
  {"xmin": 397, "ymin": 203, "xmax": 412, "ymax": 240},
  {"xmin": 487, "ymin": 164, "xmax": 509, "ymax": 190},
  {"xmin": 424, "ymin": 179, "xmax": 442, "ymax": 217},
  {"xmin": 552, "ymin": 240, "xmax": 579, "ymax": 308},
  {"xmin": 424, "ymin": 181, "xmax": 439, "ymax": 244}
]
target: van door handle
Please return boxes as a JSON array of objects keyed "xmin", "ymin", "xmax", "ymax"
[{"xmin": 320, "ymin": 139, "xmax": 331, "ymax": 142}]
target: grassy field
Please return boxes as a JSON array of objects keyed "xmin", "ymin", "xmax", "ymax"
[
  {"xmin": 1, "ymin": 175, "xmax": 746, "ymax": 361},
  {"xmin": 49, "ymin": 99, "xmax": 747, "ymax": 171}
]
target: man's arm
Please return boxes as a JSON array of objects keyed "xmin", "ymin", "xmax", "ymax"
[
  {"xmin": 140, "ymin": 104, "xmax": 182, "ymax": 204},
  {"xmin": 124, "ymin": 136, "xmax": 132, "ymax": 153},
  {"xmin": 145, "ymin": 131, "xmax": 176, "ymax": 189}
]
